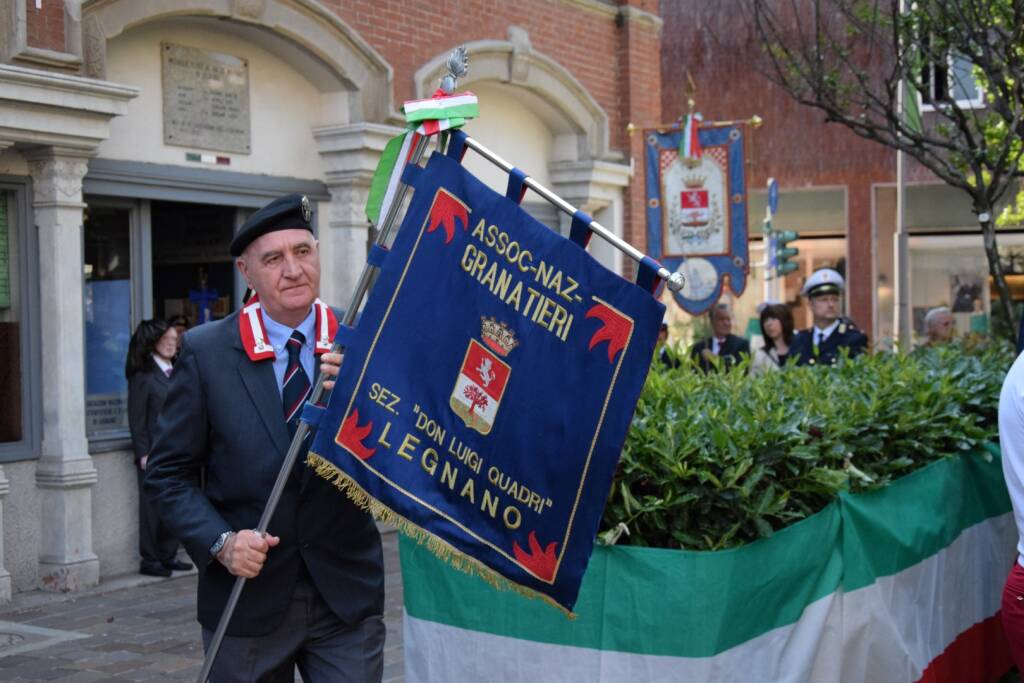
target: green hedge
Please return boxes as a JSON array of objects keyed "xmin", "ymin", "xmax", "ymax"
[{"xmin": 600, "ymin": 342, "xmax": 1012, "ymax": 552}]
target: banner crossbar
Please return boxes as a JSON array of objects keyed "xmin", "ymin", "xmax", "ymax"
[{"xmin": 457, "ymin": 134, "xmax": 684, "ymax": 293}]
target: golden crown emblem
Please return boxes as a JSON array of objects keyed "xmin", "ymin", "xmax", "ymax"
[
  {"xmin": 480, "ymin": 317, "xmax": 518, "ymax": 356},
  {"xmin": 683, "ymin": 175, "xmax": 706, "ymax": 189}
]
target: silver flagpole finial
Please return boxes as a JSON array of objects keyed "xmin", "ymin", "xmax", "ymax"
[
  {"xmin": 440, "ymin": 46, "xmax": 468, "ymax": 94},
  {"xmin": 667, "ymin": 272, "xmax": 685, "ymax": 292}
]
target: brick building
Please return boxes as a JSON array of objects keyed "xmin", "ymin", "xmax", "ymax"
[
  {"xmin": 0, "ymin": 0, "xmax": 662, "ymax": 597},
  {"xmin": 660, "ymin": 0, "xmax": 1021, "ymax": 341}
]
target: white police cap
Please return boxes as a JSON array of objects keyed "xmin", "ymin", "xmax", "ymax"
[{"xmin": 802, "ymin": 268, "xmax": 844, "ymax": 297}]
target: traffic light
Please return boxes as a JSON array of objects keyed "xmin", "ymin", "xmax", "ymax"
[{"xmin": 775, "ymin": 230, "xmax": 799, "ymax": 275}]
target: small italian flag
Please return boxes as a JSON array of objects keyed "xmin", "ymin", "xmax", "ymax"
[
  {"xmin": 365, "ymin": 90, "xmax": 479, "ymax": 225},
  {"xmin": 679, "ymin": 112, "xmax": 703, "ymax": 161},
  {"xmin": 401, "ymin": 449, "xmax": 1015, "ymax": 682},
  {"xmin": 403, "ymin": 90, "xmax": 480, "ymax": 124}
]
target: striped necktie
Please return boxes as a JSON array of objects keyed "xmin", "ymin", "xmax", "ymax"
[{"xmin": 282, "ymin": 330, "xmax": 312, "ymax": 436}]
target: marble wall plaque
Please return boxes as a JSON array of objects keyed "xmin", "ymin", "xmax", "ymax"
[{"xmin": 162, "ymin": 42, "xmax": 251, "ymax": 154}]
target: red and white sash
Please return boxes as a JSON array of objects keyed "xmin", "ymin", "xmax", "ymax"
[{"xmin": 239, "ymin": 295, "xmax": 338, "ymax": 362}]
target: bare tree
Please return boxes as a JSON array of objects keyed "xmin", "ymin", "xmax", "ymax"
[{"xmin": 742, "ymin": 0, "xmax": 1024, "ymax": 341}]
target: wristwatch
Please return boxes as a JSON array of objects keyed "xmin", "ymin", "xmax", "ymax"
[{"xmin": 209, "ymin": 531, "xmax": 234, "ymax": 558}]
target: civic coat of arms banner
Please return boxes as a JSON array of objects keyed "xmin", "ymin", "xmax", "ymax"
[
  {"xmin": 307, "ymin": 150, "xmax": 664, "ymax": 614},
  {"xmin": 645, "ymin": 123, "xmax": 750, "ymax": 314}
]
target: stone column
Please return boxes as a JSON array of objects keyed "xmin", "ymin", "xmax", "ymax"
[
  {"xmin": 26, "ymin": 147, "xmax": 100, "ymax": 592},
  {"xmin": 0, "ymin": 465, "xmax": 11, "ymax": 603},
  {"xmin": 313, "ymin": 123, "xmax": 404, "ymax": 308}
]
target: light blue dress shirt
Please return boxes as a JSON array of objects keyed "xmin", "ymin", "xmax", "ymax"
[{"xmin": 262, "ymin": 306, "xmax": 316, "ymax": 397}]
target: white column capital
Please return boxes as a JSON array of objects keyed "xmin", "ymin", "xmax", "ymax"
[
  {"xmin": 313, "ymin": 122, "xmax": 404, "ymax": 185},
  {"xmin": 548, "ymin": 158, "xmax": 632, "ymax": 212},
  {"xmin": 26, "ymin": 150, "xmax": 91, "ymax": 209}
]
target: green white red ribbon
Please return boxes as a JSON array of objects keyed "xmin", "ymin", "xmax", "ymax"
[
  {"xmin": 366, "ymin": 90, "xmax": 479, "ymax": 225},
  {"xmin": 680, "ymin": 113, "xmax": 703, "ymax": 160}
]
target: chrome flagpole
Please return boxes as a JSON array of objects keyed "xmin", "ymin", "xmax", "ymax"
[{"xmin": 456, "ymin": 134, "xmax": 684, "ymax": 292}]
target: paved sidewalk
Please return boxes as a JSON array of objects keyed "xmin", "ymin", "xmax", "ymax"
[{"xmin": 0, "ymin": 531, "xmax": 405, "ymax": 682}]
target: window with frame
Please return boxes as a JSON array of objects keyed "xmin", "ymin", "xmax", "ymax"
[
  {"xmin": 920, "ymin": 44, "xmax": 984, "ymax": 110},
  {"xmin": 0, "ymin": 180, "xmax": 40, "ymax": 462}
]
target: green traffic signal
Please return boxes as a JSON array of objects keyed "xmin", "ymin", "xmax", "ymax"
[
  {"xmin": 774, "ymin": 230, "xmax": 799, "ymax": 276},
  {"xmin": 777, "ymin": 261, "xmax": 799, "ymax": 275}
]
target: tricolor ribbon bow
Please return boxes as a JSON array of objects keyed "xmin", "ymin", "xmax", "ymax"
[{"xmin": 365, "ymin": 89, "xmax": 480, "ymax": 225}]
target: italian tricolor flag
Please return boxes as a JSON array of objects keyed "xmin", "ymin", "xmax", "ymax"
[{"xmin": 401, "ymin": 449, "xmax": 1015, "ymax": 682}]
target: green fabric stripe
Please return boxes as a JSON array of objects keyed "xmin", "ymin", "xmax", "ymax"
[
  {"xmin": 402, "ymin": 499, "xmax": 842, "ymax": 657},
  {"xmin": 401, "ymin": 450, "xmax": 1010, "ymax": 658},
  {"xmin": 365, "ymin": 132, "xmax": 406, "ymax": 225},
  {"xmin": 904, "ymin": 48, "xmax": 923, "ymax": 133},
  {"xmin": 841, "ymin": 449, "xmax": 1010, "ymax": 591}
]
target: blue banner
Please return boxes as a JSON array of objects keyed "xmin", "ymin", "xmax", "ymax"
[
  {"xmin": 308, "ymin": 151, "xmax": 664, "ymax": 613},
  {"xmin": 645, "ymin": 124, "xmax": 749, "ymax": 314}
]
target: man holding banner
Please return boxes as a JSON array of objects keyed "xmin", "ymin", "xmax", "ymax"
[{"xmin": 145, "ymin": 194, "xmax": 385, "ymax": 682}]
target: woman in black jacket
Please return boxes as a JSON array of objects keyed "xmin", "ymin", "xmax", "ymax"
[{"xmin": 126, "ymin": 319, "xmax": 191, "ymax": 577}]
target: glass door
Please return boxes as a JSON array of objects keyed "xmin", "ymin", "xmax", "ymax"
[{"xmin": 83, "ymin": 200, "xmax": 139, "ymax": 439}]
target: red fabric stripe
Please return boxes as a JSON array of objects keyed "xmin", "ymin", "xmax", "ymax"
[
  {"xmin": 284, "ymin": 365, "xmax": 299, "ymax": 384},
  {"xmin": 915, "ymin": 612, "xmax": 1013, "ymax": 683}
]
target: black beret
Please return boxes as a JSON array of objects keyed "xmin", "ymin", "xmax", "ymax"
[{"xmin": 230, "ymin": 193, "xmax": 313, "ymax": 257}]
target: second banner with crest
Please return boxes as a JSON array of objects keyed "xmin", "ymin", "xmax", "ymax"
[{"xmin": 645, "ymin": 123, "xmax": 750, "ymax": 314}]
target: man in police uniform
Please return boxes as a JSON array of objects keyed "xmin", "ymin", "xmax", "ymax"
[
  {"xmin": 789, "ymin": 268, "xmax": 868, "ymax": 366},
  {"xmin": 145, "ymin": 194, "xmax": 384, "ymax": 682}
]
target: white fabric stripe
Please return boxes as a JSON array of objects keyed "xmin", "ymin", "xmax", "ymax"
[
  {"xmin": 376, "ymin": 133, "xmax": 413, "ymax": 229},
  {"xmin": 839, "ymin": 511, "xmax": 1015, "ymax": 681},
  {"xmin": 316, "ymin": 300, "xmax": 330, "ymax": 349},
  {"xmin": 403, "ymin": 513, "xmax": 1015, "ymax": 683},
  {"xmin": 244, "ymin": 303, "xmax": 268, "ymax": 352},
  {"xmin": 404, "ymin": 93, "xmax": 478, "ymax": 112}
]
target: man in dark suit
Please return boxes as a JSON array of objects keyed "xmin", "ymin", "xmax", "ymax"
[
  {"xmin": 790, "ymin": 268, "xmax": 868, "ymax": 366},
  {"xmin": 145, "ymin": 194, "xmax": 384, "ymax": 682},
  {"xmin": 690, "ymin": 303, "xmax": 750, "ymax": 371}
]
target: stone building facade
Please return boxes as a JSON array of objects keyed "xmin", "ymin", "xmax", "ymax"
[{"xmin": 0, "ymin": 0, "xmax": 661, "ymax": 597}]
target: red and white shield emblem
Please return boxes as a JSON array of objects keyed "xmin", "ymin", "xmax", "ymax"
[
  {"xmin": 680, "ymin": 188, "xmax": 710, "ymax": 227},
  {"xmin": 450, "ymin": 339, "xmax": 511, "ymax": 435}
]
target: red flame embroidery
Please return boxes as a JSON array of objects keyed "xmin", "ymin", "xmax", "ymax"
[
  {"xmin": 585, "ymin": 302, "xmax": 632, "ymax": 363},
  {"xmin": 427, "ymin": 189, "xmax": 469, "ymax": 244},
  {"xmin": 513, "ymin": 531, "xmax": 558, "ymax": 582},
  {"xmin": 337, "ymin": 408, "xmax": 376, "ymax": 460}
]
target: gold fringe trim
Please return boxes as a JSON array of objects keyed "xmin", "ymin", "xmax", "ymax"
[{"xmin": 306, "ymin": 451, "xmax": 577, "ymax": 620}]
